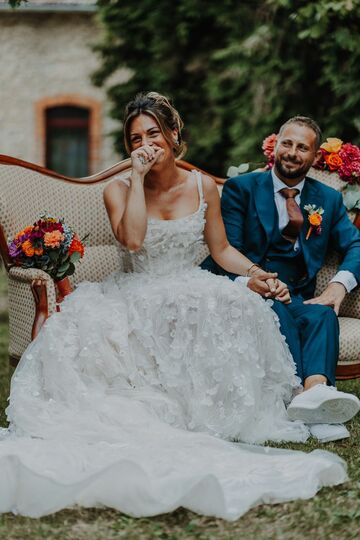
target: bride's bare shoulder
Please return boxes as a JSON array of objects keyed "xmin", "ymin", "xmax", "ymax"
[
  {"xmin": 103, "ymin": 175, "xmax": 130, "ymax": 209},
  {"xmin": 103, "ymin": 175, "xmax": 130, "ymax": 201},
  {"xmin": 200, "ymin": 173, "xmax": 219, "ymax": 198}
]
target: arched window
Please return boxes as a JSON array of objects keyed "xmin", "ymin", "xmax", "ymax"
[
  {"xmin": 45, "ymin": 106, "xmax": 90, "ymax": 176},
  {"xmin": 36, "ymin": 96, "xmax": 101, "ymax": 176}
]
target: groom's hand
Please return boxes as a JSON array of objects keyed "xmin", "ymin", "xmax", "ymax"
[
  {"xmin": 303, "ymin": 282, "xmax": 346, "ymax": 315},
  {"xmin": 274, "ymin": 280, "xmax": 292, "ymax": 304},
  {"xmin": 247, "ymin": 269, "xmax": 278, "ymax": 297},
  {"xmin": 247, "ymin": 269, "xmax": 291, "ymax": 303}
]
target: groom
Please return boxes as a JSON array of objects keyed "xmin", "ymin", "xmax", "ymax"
[{"xmin": 203, "ymin": 116, "xmax": 360, "ymax": 437}]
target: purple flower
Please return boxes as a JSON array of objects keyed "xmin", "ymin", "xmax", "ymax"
[
  {"xmin": 8, "ymin": 241, "xmax": 23, "ymax": 259},
  {"xmin": 30, "ymin": 230, "xmax": 43, "ymax": 240},
  {"xmin": 17, "ymin": 231, "xmax": 32, "ymax": 243}
]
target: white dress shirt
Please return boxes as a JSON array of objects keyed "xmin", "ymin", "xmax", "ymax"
[{"xmin": 236, "ymin": 170, "xmax": 357, "ymax": 293}]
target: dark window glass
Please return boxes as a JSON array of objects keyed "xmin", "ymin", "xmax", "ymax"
[{"xmin": 46, "ymin": 106, "xmax": 90, "ymax": 176}]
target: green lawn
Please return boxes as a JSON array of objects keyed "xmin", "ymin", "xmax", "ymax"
[{"xmin": 0, "ymin": 266, "xmax": 359, "ymax": 539}]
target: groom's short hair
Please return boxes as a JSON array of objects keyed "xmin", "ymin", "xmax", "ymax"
[{"xmin": 279, "ymin": 116, "xmax": 322, "ymax": 149}]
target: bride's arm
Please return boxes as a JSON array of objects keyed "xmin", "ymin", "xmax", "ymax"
[
  {"xmin": 104, "ymin": 146, "xmax": 159, "ymax": 250},
  {"xmin": 104, "ymin": 171, "xmax": 147, "ymax": 251},
  {"xmin": 203, "ymin": 175, "xmax": 263, "ymax": 276},
  {"xmin": 203, "ymin": 176, "xmax": 290, "ymax": 301}
]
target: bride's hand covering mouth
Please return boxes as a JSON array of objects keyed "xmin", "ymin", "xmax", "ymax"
[{"xmin": 132, "ymin": 144, "xmax": 164, "ymax": 174}]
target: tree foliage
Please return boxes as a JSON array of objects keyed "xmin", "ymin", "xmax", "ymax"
[
  {"xmin": 93, "ymin": 0, "xmax": 360, "ymax": 174},
  {"xmin": 8, "ymin": 0, "xmax": 27, "ymax": 7}
]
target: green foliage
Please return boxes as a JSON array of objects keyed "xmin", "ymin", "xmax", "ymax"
[
  {"xmin": 7, "ymin": 0, "xmax": 27, "ymax": 7},
  {"xmin": 94, "ymin": 0, "xmax": 360, "ymax": 174}
]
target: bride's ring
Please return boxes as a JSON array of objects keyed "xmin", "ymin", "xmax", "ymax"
[{"xmin": 139, "ymin": 156, "xmax": 146, "ymax": 165}]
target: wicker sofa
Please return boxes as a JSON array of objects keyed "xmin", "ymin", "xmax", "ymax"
[{"xmin": 0, "ymin": 155, "xmax": 359, "ymax": 378}]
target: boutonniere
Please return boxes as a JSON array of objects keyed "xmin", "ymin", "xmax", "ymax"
[{"xmin": 304, "ymin": 204, "xmax": 324, "ymax": 240}]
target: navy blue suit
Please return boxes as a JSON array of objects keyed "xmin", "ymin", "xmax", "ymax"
[{"xmin": 202, "ymin": 171, "xmax": 360, "ymax": 385}]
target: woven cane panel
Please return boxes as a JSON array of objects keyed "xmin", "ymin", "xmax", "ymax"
[
  {"xmin": 308, "ymin": 168, "xmax": 356, "ymax": 222},
  {"xmin": 8, "ymin": 267, "xmax": 57, "ymax": 357},
  {"xmin": 0, "ymin": 165, "xmax": 117, "ymax": 246},
  {"xmin": 338, "ymin": 317, "xmax": 360, "ymax": 364},
  {"xmin": 339, "ymin": 288, "xmax": 360, "ymax": 319},
  {"xmin": 8, "ymin": 279, "xmax": 35, "ymax": 358},
  {"xmin": 9, "ymin": 265, "xmax": 54, "ymax": 282},
  {"xmin": 9, "ymin": 266, "xmax": 57, "ymax": 310},
  {"xmin": 9, "ymin": 266, "xmax": 57, "ymax": 314},
  {"xmin": 314, "ymin": 252, "xmax": 339, "ymax": 296},
  {"xmin": 73, "ymin": 245, "xmax": 119, "ymax": 284},
  {"xmin": 194, "ymin": 244, "xmax": 210, "ymax": 266},
  {"xmin": 308, "ymin": 168, "xmax": 347, "ymax": 191},
  {"xmin": 314, "ymin": 251, "xmax": 360, "ymax": 318},
  {"xmin": 8, "ymin": 280, "xmax": 54, "ymax": 359}
]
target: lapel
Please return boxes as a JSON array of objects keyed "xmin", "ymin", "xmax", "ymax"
[
  {"xmin": 254, "ymin": 171, "xmax": 275, "ymax": 246},
  {"xmin": 299, "ymin": 177, "xmax": 324, "ymax": 272}
]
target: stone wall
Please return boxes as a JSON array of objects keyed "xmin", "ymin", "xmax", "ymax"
[{"xmin": 0, "ymin": 10, "xmax": 127, "ymax": 173}]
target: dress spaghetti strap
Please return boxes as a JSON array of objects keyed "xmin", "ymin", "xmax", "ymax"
[
  {"xmin": 113, "ymin": 175, "xmax": 131, "ymax": 188},
  {"xmin": 194, "ymin": 170, "xmax": 204, "ymax": 202}
]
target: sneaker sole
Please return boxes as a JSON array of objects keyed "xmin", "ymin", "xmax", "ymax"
[
  {"xmin": 313, "ymin": 433, "xmax": 350, "ymax": 443},
  {"xmin": 287, "ymin": 397, "xmax": 360, "ymax": 424}
]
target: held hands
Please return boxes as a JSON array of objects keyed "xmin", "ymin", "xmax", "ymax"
[
  {"xmin": 247, "ymin": 266, "xmax": 291, "ymax": 304},
  {"xmin": 303, "ymin": 282, "xmax": 346, "ymax": 315},
  {"xmin": 131, "ymin": 144, "xmax": 164, "ymax": 175}
]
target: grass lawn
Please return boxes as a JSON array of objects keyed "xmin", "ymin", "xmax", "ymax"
[{"xmin": 0, "ymin": 266, "xmax": 359, "ymax": 539}]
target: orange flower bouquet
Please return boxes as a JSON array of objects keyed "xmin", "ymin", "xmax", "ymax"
[
  {"xmin": 8, "ymin": 216, "xmax": 88, "ymax": 281},
  {"xmin": 312, "ymin": 137, "xmax": 360, "ymax": 185}
]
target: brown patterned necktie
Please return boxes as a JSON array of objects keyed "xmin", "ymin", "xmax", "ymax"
[{"xmin": 279, "ymin": 188, "xmax": 304, "ymax": 243}]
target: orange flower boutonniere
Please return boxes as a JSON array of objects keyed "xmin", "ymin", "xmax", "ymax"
[{"xmin": 304, "ymin": 204, "xmax": 324, "ymax": 240}]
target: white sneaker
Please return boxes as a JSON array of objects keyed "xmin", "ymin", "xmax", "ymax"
[
  {"xmin": 287, "ymin": 384, "xmax": 360, "ymax": 424},
  {"xmin": 309, "ymin": 423, "xmax": 350, "ymax": 443}
]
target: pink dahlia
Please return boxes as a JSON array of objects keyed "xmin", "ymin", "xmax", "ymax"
[
  {"xmin": 339, "ymin": 142, "xmax": 360, "ymax": 183},
  {"xmin": 338, "ymin": 160, "xmax": 360, "ymax": 184},
  {"xmin": 262, "ymin": 133, "xmax": 277, "ymax": 161},
  {"xmin": 339, "ymin": 143, "xmax": 360, "ymax": 164},
  {"xmin": 338, "ymin": 160, "xmax": 360, "ymax": 185}
]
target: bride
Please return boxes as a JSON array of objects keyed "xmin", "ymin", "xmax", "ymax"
[{"xmin": 0, "ymin": 92, "xmax": 347, "ymax": 519}]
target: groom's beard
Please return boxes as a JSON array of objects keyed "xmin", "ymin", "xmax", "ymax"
[{"xmin": 275, "ymin": 155, "xmax": 311, "ymax": 180}]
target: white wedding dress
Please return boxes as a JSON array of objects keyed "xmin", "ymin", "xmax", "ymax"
[{"xmin": 0, "ymin": 171, "xmax": 346, "ymax": 519}]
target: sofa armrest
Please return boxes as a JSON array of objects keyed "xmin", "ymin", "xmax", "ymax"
[
  {"xmin": 9, "ymin": 266, "xmax": 54, "ymax": 284},
  {"xmin": 339, "ymin": 287, "xmax": 360, "ymax": 319},
  {"xmin": 314, "ymin": 252, "xmax": 360, "ymax": 318},
  {"xmin": 7, "ymin": 267, "xmax": 57, "ymax": 362}
]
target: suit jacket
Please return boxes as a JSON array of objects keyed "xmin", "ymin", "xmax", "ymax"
[{"xmin": 202, "ymin": 170, "xmax": 360, "ymax": 294}]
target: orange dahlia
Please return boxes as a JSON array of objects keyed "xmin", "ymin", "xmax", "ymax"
[
  {"xmin": 69, "ymin": 237, "xmax": 85, "ymax": 258},
  {"xmin": 44, "ymin": 230, "xmax": 65, "ymax": 249},
  {"xmin": 22, "ymin": 240, "xmax": 35, "ymax": 257}
]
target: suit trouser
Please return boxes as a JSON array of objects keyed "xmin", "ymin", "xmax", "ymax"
[{"xmin": 270, "ymin": 295, "xmax": 339, "ymax": 387}]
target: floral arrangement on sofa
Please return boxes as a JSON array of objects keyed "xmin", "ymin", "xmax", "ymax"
[
  {"xmin": 8, "ymin": 216, "xmax": 87, "ymax": 281},
  {"xmin": 314, "ymin": 138, "xmax": 360, "ymax": 184},
  {"xmin": 228, "ymin": 135, "xmax": 360, "ymax": 212}
]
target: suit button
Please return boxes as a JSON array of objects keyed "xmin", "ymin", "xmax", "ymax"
[
  {"xmin": 265, "ymin": 258, "xmax": 270, "ymax": 262},
  {"xmin": 289, "ymin": 278, "xmax": 295, "ymax": 283}
]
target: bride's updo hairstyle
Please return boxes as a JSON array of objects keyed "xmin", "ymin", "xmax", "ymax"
[{"xmin": 123, "ymin": 92, "xmax": 187, "ymax": 159}]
